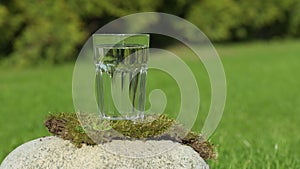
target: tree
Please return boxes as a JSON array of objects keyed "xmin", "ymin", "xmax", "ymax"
[
  {"xmin": 1, "ymin": 0, "xmax": 300, "ymax": 66},
  {"xmin": 6, "ymin": 0, "xmax": 86, "ymax": 65}
]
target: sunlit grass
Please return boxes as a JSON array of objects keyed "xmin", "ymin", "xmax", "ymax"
[{"xmin": 0, "ymin": 40, "xmax": 300, "ymax": 167}]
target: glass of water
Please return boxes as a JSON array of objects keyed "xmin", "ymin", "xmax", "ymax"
[{"xmin": 93, "ymin": 34, "xmax": 149, "ymax": 120}]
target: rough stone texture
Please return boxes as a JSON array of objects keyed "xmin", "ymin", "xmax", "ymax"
[{"xmin": 0, "ymin": 136, "xmax": 209, "ymax": 169}]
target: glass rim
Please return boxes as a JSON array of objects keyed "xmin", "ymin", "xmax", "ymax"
[
  {"xmin": 92, "ymin": 33, "xmax": 149, "ymax": 37},
  {"xmin": 94, "ymin": 44, "xmax": 148, "ymax": 49},
  {"xmin": 92, "ymin": 33, "xmax": 149, "ymax": 47}
]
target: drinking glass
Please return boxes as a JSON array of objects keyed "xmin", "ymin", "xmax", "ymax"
[{"xmin": 93, "ymin": 34, "xmax": 149, "ymax": 120}]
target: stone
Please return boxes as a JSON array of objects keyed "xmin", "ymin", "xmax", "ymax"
[{"xmin": 0, "ymin": 136, "xmax": 209, "ymax": 169}]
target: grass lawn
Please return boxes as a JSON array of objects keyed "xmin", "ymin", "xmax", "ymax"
[{"xmin": 0, "ymin": 40, "xmax": 300, "ymax": 168}]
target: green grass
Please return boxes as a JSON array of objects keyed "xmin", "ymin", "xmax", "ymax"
[
  {"xmin": 0, "ymin": 64, "xmax": 75, "ymax": 161},
  {"xmin": 0, "ymin": 40, "xmax": 300, "ymax": 168},
  {"xmin": 209, "ymin": 40, "xmax": 300, "ymax": 168}
]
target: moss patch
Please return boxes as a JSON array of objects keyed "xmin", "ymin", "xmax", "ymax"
[{"xmin": 45, "ymin": 112, "xmax": 216, "ymax": 160}]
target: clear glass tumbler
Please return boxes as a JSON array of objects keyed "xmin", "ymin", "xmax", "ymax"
[{"xmin": 93, "ymin": 34, "xmax": 149, "ymax": 120}]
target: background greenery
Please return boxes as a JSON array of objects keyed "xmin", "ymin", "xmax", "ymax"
[
  {"xmin": 1, "ymin": 0, "xmax": 300, "ymax": 65},
  {"xmin": 1, "ymin": 0, "xmax": 300, "ymax": 168}
]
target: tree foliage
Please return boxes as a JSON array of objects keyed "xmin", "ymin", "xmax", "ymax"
[
  {"xmin": 1, "ymin": 0, "xmax": 86, "ymax": 66},
  {"xmin": 186, "ymin": 0, "xmax": 300, "ymax": 40},
  {"xmin": 0, "ymin": 0, "xmax": 300, "ymax": 65}
]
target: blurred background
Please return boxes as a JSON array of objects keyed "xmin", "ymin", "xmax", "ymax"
[
  {"xmin": 0, "ymin": 0, "xmax": 299, "ymax": 168},
  {"xmin": 0, "ymin": 0, "xmax": 300, "ymax": 65}
]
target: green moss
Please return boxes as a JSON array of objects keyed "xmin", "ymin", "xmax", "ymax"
[
  {"xmin": 110, "ymin": 114, "xmax": 175, "ymax": 138},
  {"xmin": 45, "ymin": 112, "xmax": 95, "ymax": 147},
  {"xmin": 45, "ymin": 112, "xmax": 216, "ymax": 160}
]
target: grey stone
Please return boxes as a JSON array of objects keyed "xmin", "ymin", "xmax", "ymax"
[{"xmin": 0, "ymin": 136, "xmax": 209, "ymax": 169}]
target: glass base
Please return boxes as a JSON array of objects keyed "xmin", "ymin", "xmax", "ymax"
[{"xmin": 101, "ymin": 113, "xmax": 144, "ymax": 121}]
